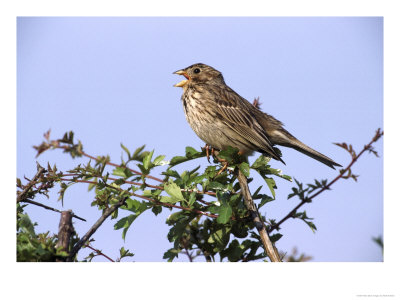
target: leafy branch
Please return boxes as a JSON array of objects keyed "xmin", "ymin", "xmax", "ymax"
[
  {"xmin": 268, "ymin": 128, "xmax": 383, "ymax": 233},
  {"xmin": 17, "ymin": 127, "xmax": 382, "ymax": 262}
]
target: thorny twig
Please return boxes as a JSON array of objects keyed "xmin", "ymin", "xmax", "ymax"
[
  {"xmin": 21, "ymin": 199, "xmax": 86, "ymax": 222},
  {"xmin": 17, "ymin": 163, "xmax": 46, "ymax": 203},
  {"xmin": 60, "ymin": 173, "xmax": 217, "ymax": 198},
  {"xmin": 268, "ymin": 128, "xmax": 383, "ymax": 233},
  {"xmin": 55, "ymin": 144, "xmax": 164, "ymax": 183},
  {"xmin": 85, "ymin": 244, "xmax": 115, "ymax": 262},
  {"xmin": 67, "ymin": 197, "xmax": 127, "ymax": 261}
]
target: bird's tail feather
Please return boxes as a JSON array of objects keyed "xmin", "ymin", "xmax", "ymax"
[
  {"xmin": 283, "ymin": 138, "xmax": 342, "ymax": 169},
  {"xmin": 267, "ymin": 128, "xmax": 342, "ymax": 169}
]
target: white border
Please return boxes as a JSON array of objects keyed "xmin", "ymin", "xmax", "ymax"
[{"xmin": 2, "ymin": 1, "xmax": 398, "ymax": 299}]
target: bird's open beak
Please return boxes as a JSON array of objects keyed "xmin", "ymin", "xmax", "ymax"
[{"xmin": 173, "ymin": 70, "xmax": 190, "ymax": 87}]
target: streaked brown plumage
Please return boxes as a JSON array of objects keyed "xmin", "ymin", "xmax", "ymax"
[{"xmin": 173, "ymin": 63, "xmax": 342, "ymax": 169}]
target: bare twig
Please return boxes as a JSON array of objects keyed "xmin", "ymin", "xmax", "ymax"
[
  {"xmin": 67, "ymin": 198, "xmax": 127, "ymax": 261},
  {"xmin": 236, "ymin": 168, "xmax": 281, "ymax": 262},
  {"xmin": 17, "ymin": 164, "xmax": 46, "ymax": 203},
  {"xmin": 20, "ymin": 199, "xmax": 86, "ymax": 222},
  {"xmin": 182, "ymin": 243, "xmax": 193, "ymax": 262},
  {"xmin": 85, "ymin": 244, "xmax": 115, "ymax": 262},
  {"xmin": 268, "ymin": 128, "xmax": 384, "ymax": 233},
  {"xmin": 204, "ymin": 254, "xmax": 212, "ymax": 262}
]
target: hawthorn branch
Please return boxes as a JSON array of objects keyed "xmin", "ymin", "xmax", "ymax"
[
  {"xmin": 61, "ymin": 173, "xmax": 217, "ymax": 198},
  {"xmin": 182, "ymin": 239, "xmax": 194, "ymax": 262},
  {"xmin": 268, "ymin": 128, "xmax": 383, "ymax": 233},
  {"xmin": 16, "ymin": 164, "xmax": 46, "ymax": 203},
  {"xmin": 236, "ymin": 168, "xmax": 281, "ymax": 262},
  {"xmin": 20, "ymin": 199, "xmax": 86, "ymax": 222},
  {"xmin": 104, "ymin": 182, "xmax": 220, "ymax": 219},
  {"xmin": 59, "ymin": 177, "xmax": 220, "ymax": 220},
  {"xmin": 67, "ymin": 197, "xmax": 127, "ymax": 261},
  {"xmin": 54, "ymin": 144, "xmax": 164, "ymax": 183},
  {"xmin": 85, "ymin": 244, "xmax": 115, "ymax": 262}
]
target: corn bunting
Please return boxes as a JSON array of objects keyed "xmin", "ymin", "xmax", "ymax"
[{"xmin": 174, "ymin": 63, "xmax": 341, "ymax": 169}]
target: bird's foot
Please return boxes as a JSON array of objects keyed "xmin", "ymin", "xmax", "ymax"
[
  {"xmin": 202, "ymin": 144, "xmax": 235, "ymax": 176},
  {"xmin": 202, "ymin": 144, "xmax": 218, "ymax": 163},
  {"xmin": 215, "ymin": 151, "xmax": 246, "ymax": 176},
  {"xmin": 216, "ymin": 159, "xmax": 229, "ymax": 177}
]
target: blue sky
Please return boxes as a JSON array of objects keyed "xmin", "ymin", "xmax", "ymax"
[{"xmin": 17, "ymin": 17, "xmax": 383, "ymax": 262}]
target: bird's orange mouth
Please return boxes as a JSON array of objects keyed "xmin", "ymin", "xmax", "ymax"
[{"xmin": 173, "ymin": 70, "xmax": 190, "ymax": 87}]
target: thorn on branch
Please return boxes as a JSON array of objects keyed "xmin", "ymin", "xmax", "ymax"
[
  {"xmin": 16, "ymin": 163, "xmax": 46, "ymax": 203},
  {"xmin": 269, "ymin": 128, "xmax": 383, "ymax": 234}
]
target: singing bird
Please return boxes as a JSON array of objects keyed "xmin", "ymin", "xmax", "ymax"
[{"xmin": 174, "ymin": 63, "xmax": 342, "ymax": 169}]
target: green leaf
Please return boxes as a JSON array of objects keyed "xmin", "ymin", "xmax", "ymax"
[
  {"xmin": 164, "ymin": 182, "xmax": 185, "ymax": 203},
  {"xmin": 114, "ymin": 214, "xmax": 137, "ymax": 240},
  {"xmin": 114, "ymin": 200, "xmax": 148, "ymax": 240},
  {"xmin": 265, "ymin": 177, "xmax": 276, "ymax": 198},
  {"xmin": 252, "ymin": 185, "xmax": 263, "ymax": 199},
  {"xmin": 18, "ymin": 213, "xmax": 36, "ymax": 236},
  {"xmin": 151, "ymin": 206, "xmax": 162, "ymax": 215},
  {"xmin": 112, "ymin": 166, "xmax": 133, "ymax": 179},
  {"xmin": 220, "ymin": 239, "xmax": 243, "ymax": 262},
  {"xmin": 168, "ymin": 156, "xmax": 188, "ymax": 167},
  {"xmin": 143, "ymin": 150, "xmax": 154, "ymax": 170},
  {"xmin": 185, "ymin": 146, "xmax": 200, "ymax": 157},
  {"xmin": 137, "ymin": 164, "xmax": 148, "ymax": 176},
  {"xmin": 153, "ymin": 155, "xmax": 166, "ymax": 166},
  {"xmin": 168, "ymin": 147, "xmax": 205, "ymax": 168},
  {"xmin": 258, "ymin": 194, "xmax": 274, "ymax": 208},
  {"xmin": 231, "ymin": 222, "xmax": 248, "ymax": 238},
  {"xmin": 123, "ymin": 198, "xmax": 142, "ymax": 212},
  {"xmin": 132, "ymin": 145, "xmax": 146, "ymax": 161},
  {"xmin": 251, "ymin": 154, "xmax": 291, "ymax": 182},
  {"xmin": 207, "ymin": 181, "xmax": 226, "ymax": 191},
  {"xmin": 268, "ymin": 167, "xmax": 292, "ymax": 182},
  {"xmin": 208, "ymin": 227, "xmax": 231, "ymax": 251},
  {"xmin": 88, "ymin": 179, "xmax": 98, "ymax": 192},
  {"xmin": 239, "ymin": 162, "xmax": 250, "ymax": 177},
  {"xmin": 166, "ymin": 212, "xmax": 184, "ymax": 224},
  {"xmin": 251, "ymin": 155, "xmax": 271, "ymax": 169},
  {"xmin": 372, "ymin": 236, "xmax": 383, "ymax": 251},
  {"xmin": 119, "ymin": 247, "xmax": 134, "ymax": 259},
  {"xmin": 163, "ymin": 248, "xmax": 181, "ymax": 262},
  {"xmin": 192, "ymin": 174, "xmax": 206, "ymax": 184},
  {"xmin": 188, "ymin": 192, "xmax": 197, "ymax": 207},
  {"xmin": 270, "ymin": 233, "xmax": 283, "ymax": 243},
  {"xmin": 217, "ymin": 146, "xmax": 240, "ymax": 163},
  {"xmin": 162, "ymin": 169, "xmax": 181, "ymax": 179},
  {"xmin": 305, "ymin": 220, "xmax": 317, "ymax": 233},
  {"xmin": 160, "ymin": 196, "xmax": 179, "ymax": 204},
  {"xmin": 120, "ymin": 143, "xmax": 131, "ymax": 159},
  {"xmin": 217, "ymin": 204, "xmax": 232, "ymax": 224}
]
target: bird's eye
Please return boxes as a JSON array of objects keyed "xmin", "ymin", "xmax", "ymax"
[{"xmin": 193, "ymin": 68, "xmax": 201, "ymax": 74}]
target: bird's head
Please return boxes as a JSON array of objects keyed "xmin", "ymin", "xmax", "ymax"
[{"xmin": 173, "ymin": 63, "xmax": 225, "ymax": 88}]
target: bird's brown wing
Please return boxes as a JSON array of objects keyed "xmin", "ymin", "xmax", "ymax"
[{"xmin": 210, "ymin": 85, "xmax": 284, "ymax": 163}]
